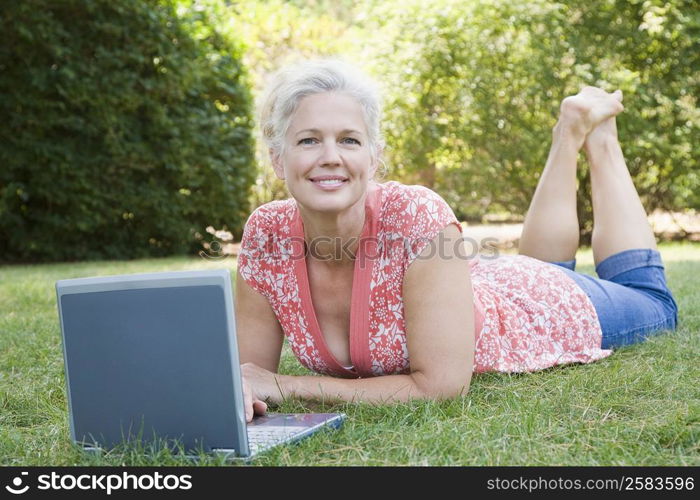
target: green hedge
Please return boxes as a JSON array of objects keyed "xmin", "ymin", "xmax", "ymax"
[{"xmin": 0, "ymin": 0, "xmax": 256, "ymax": 262}]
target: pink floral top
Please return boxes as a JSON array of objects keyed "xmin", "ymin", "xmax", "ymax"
[{"xmin": 238, "ymin": 180, "xmax": 612, "ymax": 378}]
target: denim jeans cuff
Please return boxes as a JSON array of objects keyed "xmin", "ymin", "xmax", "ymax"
[
  {"xmin": 550, "ymin": 259, "xmax": 576, "ymax": 271},
  {"xmin": 595, "ymin": 248, "xmax": 664, "ymax": 281}
]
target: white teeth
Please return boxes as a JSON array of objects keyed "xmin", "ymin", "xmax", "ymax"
[{"xmin": 315, "ymin": 179, "xmax": 345, "ymax": 185}]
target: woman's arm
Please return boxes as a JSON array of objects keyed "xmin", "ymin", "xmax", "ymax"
[
  {"xmin": 235, "ymin": 267, "xmax": 284, "ymax": 372},
  {"xmin": 235, "ymin": 266, "xmax": 285, "ymax": 420},
  {"xmin": 242, "ymin": 223, "xmax": 475, "ymax": 405}
]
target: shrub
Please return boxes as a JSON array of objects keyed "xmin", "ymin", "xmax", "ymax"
[
  {"xmin": 0, "ymin": 0, "xmax": 255, "ymax": 262},
  {"xmin": 359, "ymin": 0, "xmax": 699, "ymax": 229}
]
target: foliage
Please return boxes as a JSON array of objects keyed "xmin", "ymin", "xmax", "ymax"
[
  {"xmin": 357, "ymin": 0, "xmax": 699, "ymax": 228},
  {"xmin": 360, "ymin": 0, "xmax": 569, "ymax": 220},
  {"xmin": 2, "ymin": 0, "xmax": 696, "ymax": 260},
  {"xmin": 0, "ymin": 0, "xmax": 255, "ymax": 262},
  {"xmin": 562, "ymin": 0, "xmax": 700, "ymax": 234}
]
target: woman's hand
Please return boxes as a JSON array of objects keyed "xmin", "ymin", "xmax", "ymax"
[
  {"xmin": 556, "ymin": 86, "xmax": 624, "ymax": 148},
  {"xmin": 241, "ymin": 377, "xmax": 268, "ymax": 423},
  {"xmin": 240, "ymin": 362, "xmax": 287, "ymax": 422}
]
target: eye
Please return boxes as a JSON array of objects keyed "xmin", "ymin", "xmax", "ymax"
[
  {"xmin": 341, "ymin": 137, "xmax": 361, "ymax": 145},
  {"xmin": 297, "ymin": 137, "xmax": 316, "ymax": 146}
]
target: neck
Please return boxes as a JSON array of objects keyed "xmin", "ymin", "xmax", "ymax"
[{"xmin": 298, "ymin": 194, "xmax": 369, "ymax": 267}]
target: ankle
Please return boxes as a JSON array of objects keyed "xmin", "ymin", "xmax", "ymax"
[
  {"xmin": 553, "ymin": 120, "xmax": 586, "ymax": 150},
  {"xmin": 584, "ymin": 133, "xmax": 620, "ymax": 158}
]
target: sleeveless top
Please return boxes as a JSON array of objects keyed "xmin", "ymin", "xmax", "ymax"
[{"xmin": 238, "ymin": 180, "xmax": 612, "ymax": 378}]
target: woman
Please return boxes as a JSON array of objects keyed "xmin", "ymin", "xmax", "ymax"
[{"xmin": 235, "ymin": 59, "xmax": 678, "ymax": 422}]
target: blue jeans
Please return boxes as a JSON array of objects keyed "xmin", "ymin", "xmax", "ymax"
[{"xmin": 547, "ymin": 248, "xmax": 679, "ymax": 349}]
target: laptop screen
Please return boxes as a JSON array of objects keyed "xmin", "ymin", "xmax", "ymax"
[{"xmin": 59, "ymin": 282, "xmax": 243, "ymax": 453}]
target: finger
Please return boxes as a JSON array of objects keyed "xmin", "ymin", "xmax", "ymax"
[
  {"xmin": 253, "ymin": 400, "xmax": 268, "ymax": 416},
  {"xmin": 614, "ymin": 100, "xmax": 624, "ymax": 114},
  {"xmin": 243, "ymin": 383, "xmax": 253, "ymax": 423},
  {"xmin": 613, "ymin": 89, "xmax": 623, "ymax": 102}
]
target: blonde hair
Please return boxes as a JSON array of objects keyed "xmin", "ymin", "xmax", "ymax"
[{"xmin": 259, "ymin": 58, "xmax": 386, "ymax": 165}]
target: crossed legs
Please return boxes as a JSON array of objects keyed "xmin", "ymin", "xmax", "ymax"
[{"xmin": 518, "ymin": 87, "xmax": 657, "ymax": 266}]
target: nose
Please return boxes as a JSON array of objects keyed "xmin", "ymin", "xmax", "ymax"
[{"xmin": 318, "ymin": 139, "xmax": 342, "ymax": 166}]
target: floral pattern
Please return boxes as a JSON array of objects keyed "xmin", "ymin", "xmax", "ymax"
[{"xmin": 238, "ymin": 181, "xmax": 611, "ymax": 378}]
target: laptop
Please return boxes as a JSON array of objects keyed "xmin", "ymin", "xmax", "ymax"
[{"xmin": 55, "ymin": 269, "xmax": 345, "ymax": 459}]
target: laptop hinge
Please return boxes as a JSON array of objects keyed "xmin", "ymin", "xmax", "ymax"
[{"xmin": 211, "ymin": 448, "xmax": 239, "ymax": 456}]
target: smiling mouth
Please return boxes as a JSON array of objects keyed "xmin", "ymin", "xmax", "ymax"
[{"xmin": 309, "ymin": 177, "xmax": 349, "ymax": 186}]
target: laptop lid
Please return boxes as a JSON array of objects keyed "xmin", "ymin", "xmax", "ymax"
[{"xmin": 55, "ymin": 269, "xmax": 250, "ymax": 456}]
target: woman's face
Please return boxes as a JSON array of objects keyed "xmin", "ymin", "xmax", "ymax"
[{"xmin": 272, "ymin": 92, "xmax": 377, "ymax": 215}]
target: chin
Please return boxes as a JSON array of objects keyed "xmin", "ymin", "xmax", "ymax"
[
  {"xmin": 302, "ymin": 194, "xmax": 360, "ymax": 214},
  {"xmin": 292, "ymin": 182, "xmax": 364, "ymax": 212},
  {"xmin": 304, "ymin": 198, "xmax": 354, "ymax": 214}
]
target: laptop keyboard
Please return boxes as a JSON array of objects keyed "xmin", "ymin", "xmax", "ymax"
[{"xmin": 247, "ymin": 426, "xmax": 306, "ymax": 453}]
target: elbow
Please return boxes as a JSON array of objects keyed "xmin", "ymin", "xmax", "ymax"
[
  {"xmin": 438, "ymin": 380, "xmax": 472, "ymax": 400},
  {"xmin": 410, "ymin": 371, "xmax": 472, "ymax": 401}
]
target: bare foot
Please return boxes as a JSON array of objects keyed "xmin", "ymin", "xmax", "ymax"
[{"xmin": 558, "ymin": 86, "xmax": 624, "ymax": 139}]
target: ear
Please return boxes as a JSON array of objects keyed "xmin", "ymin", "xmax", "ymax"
[{"xmin": 269, "ymin": 148, "xmax": 285, "ymax": 180}]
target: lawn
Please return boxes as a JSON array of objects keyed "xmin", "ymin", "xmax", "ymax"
[{"xmin": 0, "ymin": 242, "xmax": 698, "ymax": 466}]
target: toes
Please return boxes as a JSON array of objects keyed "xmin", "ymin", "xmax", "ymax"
[{"xmin": 581, "ymin": 85, "xmax": 604, "ymax": 94}]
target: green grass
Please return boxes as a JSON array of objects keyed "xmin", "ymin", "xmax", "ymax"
[{"xmin": 1, "ymin": 243, "xmax": 698, "ymax": 466}]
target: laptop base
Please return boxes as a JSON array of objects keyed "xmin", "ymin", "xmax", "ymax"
[{"xmin": 77, "ymin": 412, "xmax": 346, "ymax": 461}]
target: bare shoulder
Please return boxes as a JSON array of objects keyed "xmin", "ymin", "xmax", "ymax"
[
  {"xmin": 404, "ymin": 223, "xmax": 470, "ymax": 282},
  {"xmin": 403, "ymin": 222, "xmax": 473, "ymax": 315}
]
